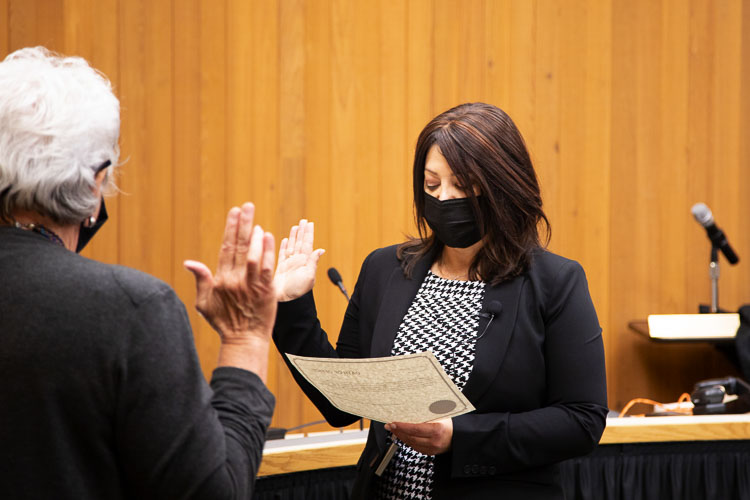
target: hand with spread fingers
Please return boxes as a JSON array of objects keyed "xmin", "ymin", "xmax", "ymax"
[
  {"xmin": 385, "ymin": 418, "xmax": 453, "ymax": 456},
  {"xmin": 274, "ymin": 219, "xmax": 326, "ymax": 302},
  {"xmin": 184, "ymin": 203, "xmax": 277, "ymax": 377}
]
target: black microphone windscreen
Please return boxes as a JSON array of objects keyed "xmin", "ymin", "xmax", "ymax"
[
  {"xmin": 479, "ymin": 301, "xmax": 503, "ymax": 319},
  {"xmin": 487, "ymin": 300, "xmax": 503, "ymax": 315},
  {"xmin": 327, "ymin": 267, "xmax": 342, "ymax": 284}
]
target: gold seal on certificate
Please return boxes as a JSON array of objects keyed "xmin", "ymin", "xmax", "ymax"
[{"xmin": 285, "ymin": 351, "xmax": 475, "ymax": 423}]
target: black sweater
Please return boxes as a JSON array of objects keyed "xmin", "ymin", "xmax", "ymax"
[{"xmin": 0, "ymin": 226, "xmax": 274, "ymax": 499}]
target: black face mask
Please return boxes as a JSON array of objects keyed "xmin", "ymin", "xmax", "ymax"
[
  {"xmin": 423, "ymin": 193, "xmax": 482, "ymax": 248},
  {"xmin": 76, "ymin": 199, "xmax": 108, "ymax": 253}
]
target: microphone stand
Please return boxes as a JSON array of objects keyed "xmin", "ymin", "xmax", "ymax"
[
  {"xmin": 709, "ymin": 245, "xmax": 720, "ymax": 313},
  {"xmin": 328, "ymin": 268, "xmax": 363, "ymax": 431}
]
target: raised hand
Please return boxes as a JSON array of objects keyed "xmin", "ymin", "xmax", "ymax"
[
  {"xmin": 274, "ymin": 219, "xmax": 325, "ymax": 302},
  {"xmin": 184, "ymin": 202, "xmax": 277, "ymax": 344}
]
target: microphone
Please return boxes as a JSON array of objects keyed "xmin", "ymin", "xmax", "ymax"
[
  {"xmin": 691, "ymin": 203, "xmax": 739, "ymax": 264},
  {"xmin": 325, "ymin": 266, "xmax": 363, "ymax": 429},
  {"xmin": 477, "ymin": 301, "xmax": 503, "ymax": 339},
  {"xmin": 327, "ymin": 267, "xmax": 350, "ymax": 301}
]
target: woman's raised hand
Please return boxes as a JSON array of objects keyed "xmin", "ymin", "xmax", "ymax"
[
  {"xmin": 184, "ymin": 202, "xmax": 277, "ymax": 343},
  {"xmin": 274, "ymin": 219, "xmax": 325, "ymax": 302}
]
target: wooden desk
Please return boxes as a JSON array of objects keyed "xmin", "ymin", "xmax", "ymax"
[
  {"xmin": 259, "ymin": 414, "xmax": 750, "ymax": 476},
  {"xmin": 260, "ymin": 430, "xmax": 367, "ymax": 477},
  {"xmin": 600, "ymin": 413, "xmax": 750, "ymax": 443}
]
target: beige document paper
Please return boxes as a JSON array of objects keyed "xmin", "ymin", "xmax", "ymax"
[{"xmin": 285, "ymin": 352, "xmax": 475, "ymax": 424}]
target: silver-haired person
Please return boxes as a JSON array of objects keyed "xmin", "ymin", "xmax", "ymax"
[{"xmin": 0, "ymin": 46, "xmax": 278, "ymax": 499}]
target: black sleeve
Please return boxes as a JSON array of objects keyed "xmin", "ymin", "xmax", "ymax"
[
  {"xmin": 114, "ymin": 286, "xmax": 275, "ymax": 499},
  {"xmin": 272, "ymin": 252, "xmax": 375, "ymax": 427},
  {"xmin": 449, "ymin": 261, "xmax": 608, "ymax": 476}
]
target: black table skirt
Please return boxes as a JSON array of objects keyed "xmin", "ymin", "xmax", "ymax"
[
  {"xmin": 255, "ymin": 440, "xmax": 750, "ymax": 500},
  {"xmin": 255, "ymin": 466, "xmax": 357, "ymax": 500}
]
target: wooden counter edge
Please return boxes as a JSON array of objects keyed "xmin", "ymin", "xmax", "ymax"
[
  {"xmin": 258, "ymin": 415, "xmax": 750, "ymax": 476},
  {"xmin": 599, "ymin": 415, "xmax": 750, "ymax": 444},
  {"xmin": 259, "ymin": 441, "xmax": 365, "ymax": 477}
]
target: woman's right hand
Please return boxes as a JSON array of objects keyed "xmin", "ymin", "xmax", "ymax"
[{"xmin": 274, "ymin": 219, "xmax": 325, "ymax": 302}]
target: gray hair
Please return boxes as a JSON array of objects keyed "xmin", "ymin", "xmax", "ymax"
[{"xmin": 0, "ymin": 47, "xmax": 120, "ymax": 225}]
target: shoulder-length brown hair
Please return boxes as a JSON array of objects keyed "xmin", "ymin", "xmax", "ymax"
[{"xmin": 397, "ymin": 102, "xmax": 550, "ymax": 285}]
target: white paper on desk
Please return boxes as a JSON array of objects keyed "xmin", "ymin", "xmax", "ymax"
[{"xmin": 285, "ymin": 351, "xmax": 475, "ymax": 424}]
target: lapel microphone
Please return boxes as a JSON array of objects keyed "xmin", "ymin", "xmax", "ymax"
[{"xmin": 477, "ymin": 301, "xmax": 503, "ymax": 340}]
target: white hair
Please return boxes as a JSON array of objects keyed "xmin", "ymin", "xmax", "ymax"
[{"xmin": 0, "ymin": 46, "xmax": 120, "ymax": 225}]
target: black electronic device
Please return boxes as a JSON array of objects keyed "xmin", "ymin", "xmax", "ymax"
[
  {"xmin": 327, "ymin": 267, "xmax": 350, "ymax": 301},
  {"xmin": 690, "ymin": 376, "xmax": 750, "ymax": 415}
]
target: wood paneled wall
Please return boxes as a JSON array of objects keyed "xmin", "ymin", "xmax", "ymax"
[{"xmin": 3, "ymin": 0, "xmax": 749, "ymax": 429}]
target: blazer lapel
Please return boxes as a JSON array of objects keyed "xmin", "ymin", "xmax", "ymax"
[
  {"xmin": 369, "ymin": 254, "xmax": 431, "ymax": 450},
  {"xmin": 462, "ymin": 274, "xmax": 525, "ymax": 403},
  {"xmin": 370, "ymin": 255, "xmax": 432, "ymax": 358}
]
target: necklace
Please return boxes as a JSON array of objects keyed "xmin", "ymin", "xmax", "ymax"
[
  {"xmin": 434, "ymin": 261, "xmax": 469, "ymax": 281},
  {"xmin": 12, "ymin": 220, "xmax": 66, "ymax": 247}
]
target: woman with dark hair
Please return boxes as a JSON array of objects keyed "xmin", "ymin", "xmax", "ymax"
[{"xmin": 272, "ymin": 102, "xmax": 607, "ymax": 499}]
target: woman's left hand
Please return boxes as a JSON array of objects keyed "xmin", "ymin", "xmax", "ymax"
[{"xmin": 385, "ymin": 419, "xmax": 453, "ymax": 456}]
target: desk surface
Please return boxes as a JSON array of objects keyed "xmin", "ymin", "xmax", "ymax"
[{"xmin": 258, "ymin": 414, "xmax": 750, "ymax": 477}]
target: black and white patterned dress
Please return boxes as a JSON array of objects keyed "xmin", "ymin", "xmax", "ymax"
[{"xmin": 375, "ymin": 270, "xmax": 486, "ymax": 500}]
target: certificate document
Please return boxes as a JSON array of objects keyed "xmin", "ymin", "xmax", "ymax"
[{"xmin": 285, "ymin": 351, "xmax": 475, "ymax": 423}]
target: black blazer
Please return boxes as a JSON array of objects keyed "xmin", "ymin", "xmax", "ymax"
[{"xmin": 273, "ymin": 245, "xmax": 607, "ymax": 500}]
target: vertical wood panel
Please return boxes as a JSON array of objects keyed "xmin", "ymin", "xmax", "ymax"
[
  {"xmin": 272, "ymin": 0, "xmax": 307, "ymax": 429},
  {"xmin": 1, "ymin": 0, "xmax": 9, "ymax": 56},
  {"xmin": 405, "ymin": 0, "xmax": 434, "ymax": 176},
  {"xmin": 532, "ymin": 1, "xmax": 561, "ymax": 239},
  {"xmin": 8, "ymin": 0, "xmax": 37, "ymax": 50},
  {"xmin": 279, "ymin": 0, "xmax": 306, "ymax": 228},
  {"xmin": 8, "ymin": 0, "xmax": 63, "ymax": 51},
  {"xmin": 687, "ymin": 0, "xmax": 715, "ymax": 308},
  {"xmin": 380, "ymin": 0, "xmax": 409, "ymax": 245},
  {"xmin": 227, "ymin": 0, "xmax": 279, "ymax": 220},
  {"xmin": 711, "ymin": 1, "xmax": 745, "ymax": 310},
  {"xmin": 118, "ymin": 0, "xmax": 173, "ymax": 284},
  {"xmin": 330, "ymin": 0, "xmax": 361, "ymax": 327},
  {"xmin": 504, "ymin": 1, "xmax": 535, "ymax": 138},
  {"xmin": 36, "ymin": 0, "xmax": 64, "ymax": 50},
  {"xmin": 581, "ymin": 0, "xmax": 612, "ymax": 381},
  {"xmin": 172, "ymin": 0, "xmax": 203, "ymax": 370},
  {"xmin": 354, "ymin": 0, "xmax": 382, "ymax": 259},
  {"xmin": 484, "ymin": 0, "xmax": 511, "ymax": 116},
  {"xmin": 290, "ymin": 0, "xmax": 335, "ymax": 431},
  {"xmin": 193, "ymin": 0, "xmax": 228, "ymax": 374},
  {"xmin": 610, "ymin": 0, "xmax": 643, "ymax": 409},
  {"xmin": 659, "ymin": 0, "xmax": 689, "ymax": 313},
  {"xmin": 433, "ymin": 0, "xmax": 486, "ymax": 111},
  {"xmin": 555, "ymin": 1, "xmax": 612, "ymax": 363}
]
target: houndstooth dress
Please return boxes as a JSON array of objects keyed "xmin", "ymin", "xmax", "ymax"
[{"xmin": 375, "ymin": 270, "xmax": 486, "ymax": 500}]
